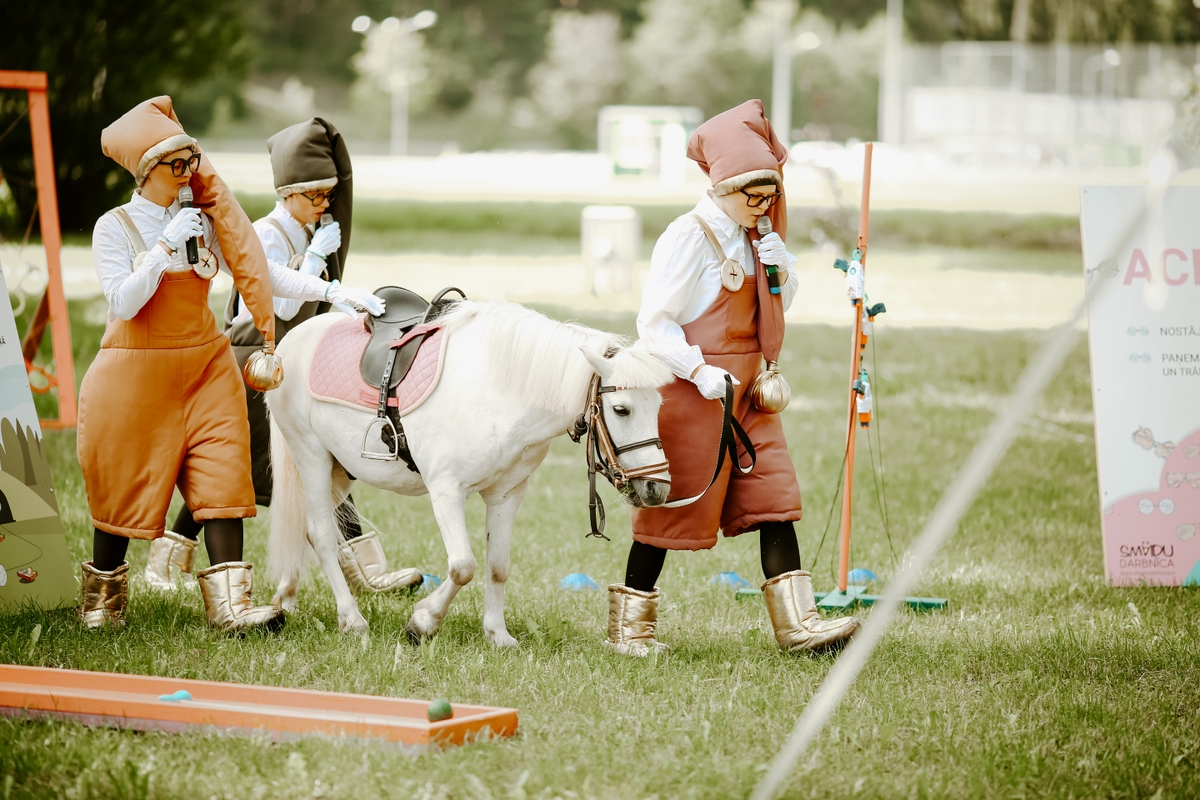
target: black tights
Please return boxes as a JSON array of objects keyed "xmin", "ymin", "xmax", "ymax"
[
  {"xmin": 92, "ymin": 518, "xmax": 243, "ymax": 571},
  {"xmin": 170, "ymin": 494, "xmax": 364, "ymax": 543},
  {"xmin": 623, "ymin": 520, "xmax": 803, "ymax": 592}
]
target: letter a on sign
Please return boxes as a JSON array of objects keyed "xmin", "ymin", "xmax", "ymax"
[{"xmin": 1124, "ymin": 249, "xmax": 1152, "ymax": 284}]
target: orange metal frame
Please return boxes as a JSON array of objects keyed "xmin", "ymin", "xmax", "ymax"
[
  {"xmin": 836, "ymin": 143, "xmax": 874, "ymax": 593},
  {"xmin": 0, "ymin": 70, "xmax": 77, "ymax": 429},
  {"xmin": 0, "ymin": 665, "xmax": 519, "ymax": 747}
]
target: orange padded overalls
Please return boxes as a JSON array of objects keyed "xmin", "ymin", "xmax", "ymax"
[{"xmin": 77, "ymin": 270, "xmax": 255, "ymax": 539}]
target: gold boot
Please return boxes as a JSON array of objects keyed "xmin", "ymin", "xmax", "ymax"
[
  {"xmin": 762, "ymin": 570, "xmax": 860, "ymax": 653},
  {"xmin": 602, "ymin": 583, "xmax": 668, "ymax": 657},
  {"xmin": 338, "ymin": 532, "xmax": 423, "ymax": 594},
  {"xmin": 79, "ymin": 561, "xmax": 129, "ymax": 630},
  {"xmin": 197, "ymin": 562, "xmax": 285, "ymax": 634},
  {"xmin": 144, "ymin": 531, "xmax": 197, "ymax": 591}
]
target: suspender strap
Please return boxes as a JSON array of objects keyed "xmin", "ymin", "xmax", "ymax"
[
  {"xmin": 110, "ymin": 208, "xmax": 148, "ymax": 268},
  {"xmin": 690, "ymin": 214, "xmax": 725, "ymax": 260},
  {"xmin": 262, "ymin": 217, "xmax": 301, "ymax": 261}
]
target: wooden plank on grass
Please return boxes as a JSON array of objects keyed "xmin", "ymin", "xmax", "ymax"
[{"xmin": 0, "ymin": 665, "xmax": 517, "ymax": 747}]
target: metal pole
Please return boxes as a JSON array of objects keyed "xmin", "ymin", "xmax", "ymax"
[
  {"xmin": 770, "ymin": 0, "xmax": 794, "ymax": 147},
  {"xmin": 390, "ymin": 29, "xmax": 410, "ymax": 156},
  {"xmin": 879, "ymin": 0, "xmax": 904, "ymax": 144},
  {"xmin": 391, "ymin": 83, "xmax": 408, "ymax": 157}
]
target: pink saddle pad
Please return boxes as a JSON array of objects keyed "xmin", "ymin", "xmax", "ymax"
[{"xmin": 308, "ymin": 315, "xmax": 447, "ymax": 416}]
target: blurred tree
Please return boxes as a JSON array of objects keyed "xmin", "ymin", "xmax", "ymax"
[
  {"xmin": 0, "ymin": 0, "xmax": 247, "ymax": 235},
  {"xmin": 801, "ymin": 0, "xmax": 1200, "ymax": 42},
  {"xmin": 624, "ymin": 0, "xmax": 769, "ymax": 116},
  {"xmin": 524, "ymin": 11, "xmax": 624, "ymax": 147},
  {"xmin": 242, "ymin": 1, "xmax": 645, "ymax": 116}
]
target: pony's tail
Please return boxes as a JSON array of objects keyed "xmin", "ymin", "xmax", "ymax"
[{"xmin": 267, "ymin": 414, "xmax": 309, "ymax": 597}]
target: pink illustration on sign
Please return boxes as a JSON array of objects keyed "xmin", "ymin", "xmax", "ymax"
[{"xmin": 1104, "ymin": 426, "xmax": 1200, "ymax": 585}]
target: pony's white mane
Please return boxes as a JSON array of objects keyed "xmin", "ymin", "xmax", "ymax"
[{"xmin": 439, "ymin": 301, "xmax": 673, "ymax": 416}]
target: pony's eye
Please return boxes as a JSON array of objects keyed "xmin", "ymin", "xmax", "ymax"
[{"xmin": 613, "ymin": 405, "xmax": 630, "ymax": 417}]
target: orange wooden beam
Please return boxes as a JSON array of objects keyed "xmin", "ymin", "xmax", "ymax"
[
  {"xmin": 0, "ymin": 71, "xmax": 48, "ymax": 91},
  {"xmin": 0, "ymin": 71, "xmax": 77, "ymax": 429},
  {"xmin": 0, "ymin": 665, "xmax": 518, "ymax": 747}
]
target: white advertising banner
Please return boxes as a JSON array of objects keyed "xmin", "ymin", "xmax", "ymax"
[{"xmin": 1081, "ymin": 186, "xmax": 1200, "ymax": 586}]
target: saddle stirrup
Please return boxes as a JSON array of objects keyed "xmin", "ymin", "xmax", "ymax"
[
  {"xmin": 360, "ymin": 417, "xmax": 400, "ymax": 461},
  {"xmin": 362, "ymin": 345, "xmax": 401, "ymax": 462}
]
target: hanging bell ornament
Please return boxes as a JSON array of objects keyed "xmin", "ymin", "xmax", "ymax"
[
  {"xmin": 750, "ymin": 360, "xmax": 790, "ymax": 414},
  {"xmin": 243, "ymin": 340, "xmax": 285, "ymax": 391}
]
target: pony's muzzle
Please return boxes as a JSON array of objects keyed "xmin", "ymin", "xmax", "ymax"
[{"xmin": 631, "ymin": 477, "xmax": 671, "ymax": 508}]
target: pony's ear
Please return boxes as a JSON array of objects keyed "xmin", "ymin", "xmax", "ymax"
[{"xmin": 579, "ymin": 343, "xmax": 615, "ymax": 382}]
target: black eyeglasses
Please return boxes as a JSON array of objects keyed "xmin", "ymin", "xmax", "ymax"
[
  {"xmin": 300, "ymin": 189, "xmax": 338, "ymax": 206},
  {"xmin": 740, "ymin": 188, "xmax": 781, "ymax": 208},
  {"xmin": 161, "ymin": 153, "xmax": 201, "ymax": 177}
]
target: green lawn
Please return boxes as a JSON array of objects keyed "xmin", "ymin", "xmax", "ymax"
[{"xmin": 2, "ymin": 299, "xmax": 1197, "ymax": 799}]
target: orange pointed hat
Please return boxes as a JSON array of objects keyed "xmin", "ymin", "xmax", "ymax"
[
  {"xmin": 100, "ymin": 96, "xmax": 197, "ymax": 186},
  {"xmin": 687, "ymin": 99, "xmax": 789, "ymax": 239},
  {"xmin": 100, "ymin": 97, "xmax": 276, "ymax": 342}
]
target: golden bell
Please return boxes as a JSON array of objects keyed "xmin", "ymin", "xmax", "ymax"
[
  {"xmin": 243, "ymin": 340, "xmax": 284, "ymax": 391},
  {"xmin": 750, "ymin": 360, "xmax": 790, "ymax": 414}
]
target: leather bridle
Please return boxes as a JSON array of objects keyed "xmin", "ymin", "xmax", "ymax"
[
  {"xmin": 569, "ymin": 375, "xmax": 670, "ymax": 540},
  {"xmin": 569, "ymin": 373, "xmax": 756, "ymax": 540}
]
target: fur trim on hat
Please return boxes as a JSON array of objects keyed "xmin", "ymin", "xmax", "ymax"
[
  {"xmin": 712, "ymin": 168, "xmax": 783, "ymax": 197},
  {"xmin": 135, "ymin": 133, "xmax": 198, "ymax": 185},
  {"xmin": 275, "ymin": 176, "xmax": 338, "ymax": 198}
]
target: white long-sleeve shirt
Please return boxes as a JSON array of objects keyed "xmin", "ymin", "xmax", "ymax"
[
  {"xmin": 92, "ymin": 191, "xmax": 328, "ymax": 325},
  {"xmin": 251, "ymin": 201, "xmax": 331, "ymax": 322},
  {"xmin": 636, "ymin": 192, "xmax": 799, "ymax": 380}
]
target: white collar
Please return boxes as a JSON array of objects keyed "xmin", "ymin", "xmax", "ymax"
[
  {"xmin": 695, "ymin": 192, "xmax": 744, "ymax": 241},
  {"xmin": 269, "ymin": 201, "xmax": 309, "ymax": 236},
  {"xmin": 129, "ymin": 190, "xmax": 176, "ymax": 220}
]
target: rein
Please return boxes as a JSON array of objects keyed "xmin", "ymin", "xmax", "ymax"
[{"xmin": 569, "ymin": 374, "xmax": 755, "ymax": 540}]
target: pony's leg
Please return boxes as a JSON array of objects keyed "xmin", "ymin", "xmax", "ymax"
[
  {"xmin": 481, "ymin": 481, "xmax": 527, "ymax": 648},
  {"xmin": 300, "ymin": 456, "xmax": 368, "ymax": 634},
  {"xmin": 407, "ymin": 482, "xmax": 475, "ymax": 641}
]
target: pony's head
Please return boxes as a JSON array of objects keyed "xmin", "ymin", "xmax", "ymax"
[{"xmin": 580, "ymin": 342, "xmax": 674, "ymax": 508}]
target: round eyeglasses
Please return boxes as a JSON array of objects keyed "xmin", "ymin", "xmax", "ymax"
[
  {"xmin": 161, "ymin": 153, "xmax": 201, "ymax": 177},
  {"xmin": 300, "ymin": 189, "xmax": 338, "ymax": 207},
  {"xmin": 740, "ymin": 188, "xmax": 781, "ymax": 208}
]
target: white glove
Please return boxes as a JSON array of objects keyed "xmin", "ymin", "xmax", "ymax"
[
  {"xmin": 160, "ymin": 207, "xmax": 203, "ymax": 251},
  {"xmin": 307, "ymin": 221, "xmax": 341, "ymax": 258},
  {"xmin": 753, "ymin": 231, "xmax": 790, "ymax": 267},
  {"xmin": 326, "ymin": 281, "xmax": 385, "ymax": 317},
  {"xmin": 693, "ymin": 364, "xmax": 740, "ymax": 401}
]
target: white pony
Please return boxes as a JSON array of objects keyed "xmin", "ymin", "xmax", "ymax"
[{"xmin": 266, "ymin": 301, "xmax": 674, "ymax": 644}]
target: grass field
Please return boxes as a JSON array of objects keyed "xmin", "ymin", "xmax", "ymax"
[{"xmin": 2, "ymin": 299, "xmax": 1198, "ymax": 799}]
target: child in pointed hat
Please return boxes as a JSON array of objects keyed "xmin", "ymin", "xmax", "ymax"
[{"xmin": 606, "ymin": 100, "xmax": 859, "ymax": 656}]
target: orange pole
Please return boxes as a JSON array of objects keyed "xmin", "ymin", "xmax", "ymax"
[
  {"xmin": 20, "ymin": 74, "xmax": 76, "ymax": 428},
  {"xmin": 836, "ymin": 143, "xmax": 873, "ymax": 593}
]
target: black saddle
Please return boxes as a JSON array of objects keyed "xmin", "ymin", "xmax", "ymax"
[
  {"xmin": 358, "ymin": 286, "xmax": 465, "ymax": 465},
  {"xmin": 360, "ymin": 286, "xmax": 464, "ymax": 389}
]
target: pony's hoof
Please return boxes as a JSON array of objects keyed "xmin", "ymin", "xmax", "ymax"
[
  {"xmin": 339, "ymin": 610, "xmax": 368, "ymax": 634},
  {"xmin": 272, "ymin": 590, "xmax": 298, "ymax": 614},
  {"xmin": 486, "ymin": 629, "xmax": 518, "ymax": 648},
  {"xmin": 406, "ymin": 609, "xmax": 439, "ymax": 643}
]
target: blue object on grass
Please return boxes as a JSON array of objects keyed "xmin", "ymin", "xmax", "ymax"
[
  {"xmin": 418, "ymin": 574, "xmax": 443, "ymax": 594},
  {"xmin": 710, "ymin": 571, "xmax": 751, "ymax": 589},
  {"xmin": 559, "ymin": 573, "xmax": 600, "ymax": 591},
  {"xmin": 158, "ymin": 690, "xmax": 192, "ymax": 702},
  {"xmin": 847, "ymin": 568, "xmax": 878, "ymax": 584}
]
